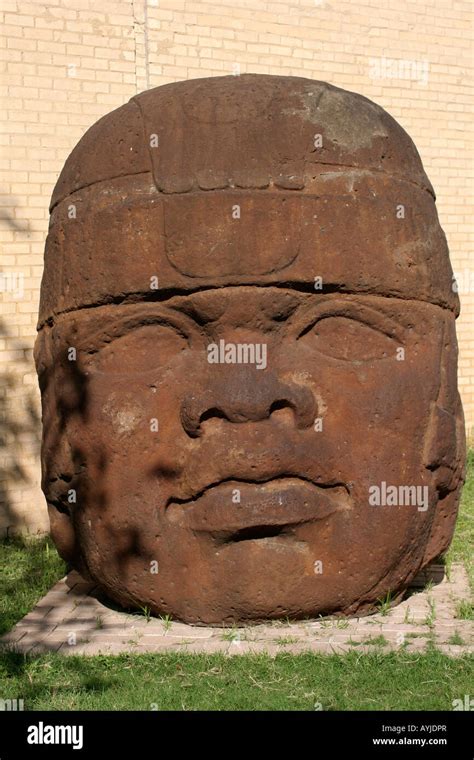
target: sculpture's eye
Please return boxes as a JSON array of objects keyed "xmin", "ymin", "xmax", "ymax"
[
  {"xmin": 92, "ymin": 323, "xmax": 188, "ymax": 374},
  {"xmin": 298, "ymin": 316, "xmax": 399, "ymax": 362}
]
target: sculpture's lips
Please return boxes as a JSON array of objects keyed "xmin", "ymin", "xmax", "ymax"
[{"xmin": 165, "ymin": 478, "xmax": 351, "ymax": 538}]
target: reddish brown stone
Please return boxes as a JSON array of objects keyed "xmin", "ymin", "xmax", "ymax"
[{"xmin": 35, "ymin": 75, "xmax": 465, "ymax": 624}]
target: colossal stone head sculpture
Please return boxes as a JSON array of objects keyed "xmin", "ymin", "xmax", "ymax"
[{"xmin": 35, "ymin": 75, "xmax": 465, "ymax": 624}]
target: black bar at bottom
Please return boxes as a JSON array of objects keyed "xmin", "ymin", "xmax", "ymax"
[{"xmin": 0, "ymin": 710, "xmax": 471, "ymax": 757}]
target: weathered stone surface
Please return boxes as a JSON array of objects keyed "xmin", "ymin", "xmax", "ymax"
[{"xmin": 35, "ymin": 75, "xmax": 465, "ymax": 624}]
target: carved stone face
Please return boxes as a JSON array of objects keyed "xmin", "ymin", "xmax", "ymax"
[{"xmin": 36, "ymin": 75, "xmax": 465, "ymax": 623}]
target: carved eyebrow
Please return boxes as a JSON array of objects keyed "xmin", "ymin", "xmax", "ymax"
[
  {"xmin": 76, "ymin": 308, "xmax": 200, "ymax": 354},
  {"xmin": 290, "ymin": 299, "xmax": 407, "ymax": 343}
]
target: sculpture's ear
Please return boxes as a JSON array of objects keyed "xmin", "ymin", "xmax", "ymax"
[
  {"xmin": 422, "ymin": 311, "xmax": 466, "ymax": 563},
  {"xmin": 34, "ymin": 329, "xmax": 79, "ymax": 567}
]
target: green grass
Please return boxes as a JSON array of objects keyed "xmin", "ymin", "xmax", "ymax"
[
  {"xmin": 0, "ymin": 535, "xmax": 66, "ymax": 636},
  {"xmin": 275, "ymin": 636, "xmax": 300, "ymax": 645},
  {"xmin": 159, "ymin": 614, "xmax": 173, "ymax": 631},
  {"xmin": 138, "ymin": 605, "xmax": 151, "ymax": 622},
  {"xmin": 351, "ymin": 635, "xmax": 389, "ymax": 648},
  {"xmin": 220, "ymin": 626, "xmax": 240, "ymax": 642},
  {"xmin": 0, "ymin": 649, "xmax": 472, "ymax": 711},
  {"xmin": 447, "ymin": 632, "xmax": 466, "ymax": 646},
  {"xmin": 455, "ymin": 599, "xmax": 474, "ymax": 621},
  {"xmin": 376, "ymin": 590, "xmax": 392, "ymax": 616},
  {"xmin": 446, "ymin": 447, "xmax": 474, "ymax": 587},
  {"xmin": 425, "ymin": 596, "xmax": 437, "ymax": 628}
]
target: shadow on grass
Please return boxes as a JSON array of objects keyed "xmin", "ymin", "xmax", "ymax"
[
  {"xmin": 0, "ymin": 535, "xmax": 66, "ymax": 636},
  {"xmin": 0, "ymin": 647, "xmax": 119, "ymax": 702}
]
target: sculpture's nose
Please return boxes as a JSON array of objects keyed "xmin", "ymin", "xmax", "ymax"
[{"xmin": 180, "ymin": 365, "xmax": 317, "ymax": 437}]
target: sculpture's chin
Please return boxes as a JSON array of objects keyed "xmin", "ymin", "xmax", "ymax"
[
  {"xmin": 68, "ymin": 520, "xmax": 421, "ymax": 625},
  {"xmin": 48, "ymin": 505, "xmax": 76, "ymax": 564}
]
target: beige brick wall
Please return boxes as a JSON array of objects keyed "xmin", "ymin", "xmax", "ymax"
[{"xmin": 1, "ymin": 0, "xmax": 472, "ymax": 535}]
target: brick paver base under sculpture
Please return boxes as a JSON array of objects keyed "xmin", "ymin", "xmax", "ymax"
[{"xmin": 2, "ymin": 564, "xmax": 472, "ymax": 656}]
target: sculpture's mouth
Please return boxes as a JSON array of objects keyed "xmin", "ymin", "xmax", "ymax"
[{"xmin": 165, "ymin": 477, "xmax": 352, "ymax": 541}]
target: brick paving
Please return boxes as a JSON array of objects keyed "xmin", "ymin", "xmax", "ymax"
[{"xmin": 1, "ymin": 564, "xmax": 472, "ymax": 656}]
